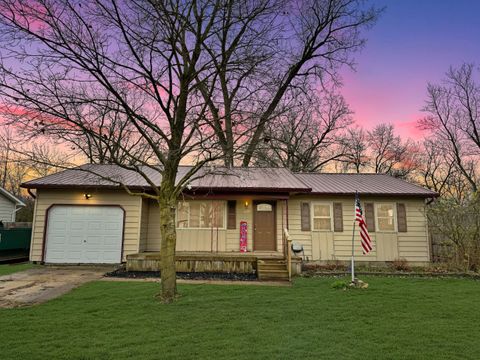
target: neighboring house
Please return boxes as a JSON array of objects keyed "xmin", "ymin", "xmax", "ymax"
[
  {"xmin": 21, "ymin": 164, "xmax": 437, "ymax": 270},
  {"xmin": 0, "ymin": 187, "xmax": 26, "ymax": 223}
]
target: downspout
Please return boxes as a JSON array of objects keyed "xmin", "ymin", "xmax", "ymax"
[
  {"xmin": 27, "ymin": 189, "xmax": 37, "ymax": 199},
  {"xmin": 12, "ymin": 205, "xmax": 24, "ymax": 222}
]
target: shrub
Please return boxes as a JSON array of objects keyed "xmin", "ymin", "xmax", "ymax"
[
  {"xmin": 331, "ymin": 280, "xmax": 349, "ymax": 290},
  {"xmin": 390, "ymin": 258, "xmax": 411, "ymax": 272},
  {"xmin": 428, "ymin": 196, "xmax": 480, "ymax": 272}
]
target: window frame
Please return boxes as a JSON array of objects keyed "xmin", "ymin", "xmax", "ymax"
[
  {"xmin": 375, "ymin": 202, "xmax": 397, "ymax": 233},
  {"xmin": 311, "ymin": 202, "xmax": 334, "ymax": 232},
  {"xmin": 176, "ymin": 200, "xmax": 227, "ymax": 230}
]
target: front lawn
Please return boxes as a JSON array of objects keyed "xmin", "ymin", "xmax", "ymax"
[
  {"xmin": 0, "ymin": 262, "xmax": 35, "ymax": 276},
  {"xmin": 1, "ymin": 277, "xmax": 479, "ymax": 359}
]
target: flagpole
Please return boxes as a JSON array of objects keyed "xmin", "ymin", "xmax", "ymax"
[{"xmin": 351, "ymin": 191, "xmax": 357, "ymax": 283}]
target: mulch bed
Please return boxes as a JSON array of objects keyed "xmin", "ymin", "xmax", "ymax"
[
  {"xmin": 105, "ymin": 267, "xmax": 258, "ymax": 281},
  {"xmin": 301, "ymin": 269, "xmax": 480, "ymax": 280}
]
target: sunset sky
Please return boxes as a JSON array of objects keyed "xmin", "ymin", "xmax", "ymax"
[{"xmin": 341, "ymin": 0, "xmax": 480, "ymax": 139}]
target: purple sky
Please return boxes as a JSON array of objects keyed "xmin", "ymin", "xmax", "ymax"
[{"xmin": 340, "ymin": 0, "xmax": 480, "ymax": 139}]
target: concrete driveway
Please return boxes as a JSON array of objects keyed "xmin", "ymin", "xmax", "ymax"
[{"xmin": 0, "ymin": 266, "xmax": 113, "ymax": 308}]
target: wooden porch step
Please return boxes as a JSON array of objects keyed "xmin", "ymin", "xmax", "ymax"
[
  {"xmin": 258, "ymin": 269, "xmax": 289, "ymax": 280},
  {"xmin": 257, "ymin": 259, "xmax": 289, "ymax": 281}
]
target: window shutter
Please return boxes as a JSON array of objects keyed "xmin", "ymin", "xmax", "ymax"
[
  {"xmin": 227, "ymin": 200, "xmax": 236, "ymax": 229},
  {"xmin": 397, "ymin": 203, "xmax": 407, "ymax": 232},
  {"xmin": 301, "ymin": 202, "xmax": 311, "ymax": 231},
  {"xmin": 364, "ymin": 203, "xmax": 375, "ymax": 232},
  {"xmin": 333, "ymin": 203, "xmax": 343, "ymax": 232}
]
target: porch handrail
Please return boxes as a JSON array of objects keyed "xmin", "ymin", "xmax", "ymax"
[{"xmin": 283, "ymin": 228, "xmax": 292, "ymax": 281}]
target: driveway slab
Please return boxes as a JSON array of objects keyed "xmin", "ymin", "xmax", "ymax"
[{"xmin": 0, "ymin": 266, "xmax": 113, "ymax": 308}]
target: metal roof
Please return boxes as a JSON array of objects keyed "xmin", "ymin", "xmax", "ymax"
[
  {"xmin": 21, "ymin": 164, "xmax": 438, "ymax": 198},
  {"xmin": 295, "ymin": 173, "xmax": 438, "ymax": 197},
  {"xmin": 21, "ymin": 164, "xmax": 311, "ymax": 193}
]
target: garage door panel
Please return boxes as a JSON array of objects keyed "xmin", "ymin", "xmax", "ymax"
[
  {"xmin": 84, "ymin": 251, "xmax": 100, "ymax": 262},
  {"xmin": 51, "ymin": 207, "xmax": 68, "ymax": 216},
  {"xmin": 71, "ymin": 207, "xmax": 86, "ymax": 215},
  {"xmin": 70, "ymin": 221, "xmax": 85, "ymax": 231},
  {"xmin": 103, "ymin": 235, "xmax": 120, "ymax": 246},
  {"xmin": 68, "ymin": 235, "xmax": 84, "ymax": 246},
  {"xmin": 67, "ymin": 251, "xmax": 82, "ymax": 262},
  {"xmin": 88, "ymin": 221, "xmax": 102, "ymax": 231},
  {"xmin": 45, "ymin": 205, "xmax": 124, "ymax": 264},
  {"xmin": 50, "ymin": 221, "xmax": 68, "ymax": 232}
]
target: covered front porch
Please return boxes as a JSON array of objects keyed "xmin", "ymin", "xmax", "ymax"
[
  {"xmin": 138, "ymin": 194, "xmax": 290, "ymax": 253},
  {"xmin": 134, "ymin": 193, "xmax": 301, "ymax": 279}
]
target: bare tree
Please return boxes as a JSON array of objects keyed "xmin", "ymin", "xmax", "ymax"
[
  {"xmin": 0, "ymin": 0, "xmax": 227, "ymax": 303},
  {"xmin": 420, "ymin": 64, "xmax": 480, "ymax": 194},
  {"xmin": 339, "ymin": 126, "xmax": 368, "ymax": 173},
  {"xmin": 366, "ymin": 123, "xmax": 418, "ymax": 178},
  {"xmin": 418, "ymin": 138, "xmax": 456, "ymax": 196},
  {"xmin": 0, "ymin": 124, "xmax": 21, "ymax": 188},
  {"xmin": 253, "ymin": 91, "xmax": 353, "ymax": 171},
  {"xmin": 197, "ymin": 0, "xmax": 381, "ymax": 166}
]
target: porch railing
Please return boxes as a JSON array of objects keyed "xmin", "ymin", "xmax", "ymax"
[{"xmin": 283, "ymin": 228, "xmax": 292, "ymax": 281}]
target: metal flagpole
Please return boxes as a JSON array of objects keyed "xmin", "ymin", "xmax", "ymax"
[{"xmin": 351, "ymin": 191, "xmax": 357, "ymax": 283}]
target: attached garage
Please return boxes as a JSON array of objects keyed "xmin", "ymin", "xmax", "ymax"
[{"xmin": 44, "ymin": 205, "xmax": 124, "ymax": 264}]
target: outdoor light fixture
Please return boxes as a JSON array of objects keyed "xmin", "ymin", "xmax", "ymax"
[
  {"xmin": 84, "ymin": 193, "xmax": 92, "ymax": 200},
  {"xmin": 244, "ymin": 200, "xmax": 249, "ymax": 208}
]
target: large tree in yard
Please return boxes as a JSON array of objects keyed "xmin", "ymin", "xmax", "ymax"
[
  {"xmin": 420, "ymin": 64, "xmax": 480, "ymax": 195},
  {"xmin": 0, "ymin": 0, "xmax": 380, "ymax": 302},
  {"xmin": 252, "ymin": 91, "xmax": 353, "ymax": 171},
  {"xmin": 0, "ymin": 0, "xmax": 225, "ymax": 303},
  {"xmin": 197, "ymin": 0, "xmax": 380, "ymax": 166}
]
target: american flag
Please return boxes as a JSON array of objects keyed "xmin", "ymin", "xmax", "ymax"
[{"xmin": 355, "ymin": 193, "xmax": 373, "ymax": 254}]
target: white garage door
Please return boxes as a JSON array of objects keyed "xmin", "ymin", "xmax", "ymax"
[{"xmin": 45, "ymin": 206, "xmax": 124, "ymax": 264}]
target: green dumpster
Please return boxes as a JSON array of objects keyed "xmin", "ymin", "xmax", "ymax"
[{"xmin": 0, "ymin": 228, "xmax": 32, "ymax": 251}]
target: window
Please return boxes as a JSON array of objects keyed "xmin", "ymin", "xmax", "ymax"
[
  {"xmin": 312, "ymin": 203, "xmax": 332, "ymax": 231},
  {"xmin": 256, "ymin": 203, "xmax": 273, "ymax": 212},
  {"xmin": 376, "ymin": 203, "xmax": 395, "ymax": 231},
  {"xmin": 176, "ymin": 201, "xmax": 225, "ymax": 229}
]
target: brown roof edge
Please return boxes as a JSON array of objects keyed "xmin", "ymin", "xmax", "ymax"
[
  {"xmin": 20, "ymin": 183, "xmax": 143, "ymax": 191},
  {"xmin": 308, "ymin": 191, "xmax": 440, "ymax": 198}
]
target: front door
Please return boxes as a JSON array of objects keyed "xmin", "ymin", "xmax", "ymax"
[{"xmin": 253, "ymin": 201, "xmax": 276, "ymax": 251}]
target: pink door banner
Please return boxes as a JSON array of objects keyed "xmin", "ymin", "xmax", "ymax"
[{"xmin": 240, "ymin": 221, "xmax": 248, "ymax": 253}]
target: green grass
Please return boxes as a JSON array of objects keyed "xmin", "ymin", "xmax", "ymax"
[
  {"xmin": 1, "ymin": 277, "xmax": 479, "ymax": 360},
  {"xmin": 0, "ymin": 262, "xmax": 35, "ymax": 276}
]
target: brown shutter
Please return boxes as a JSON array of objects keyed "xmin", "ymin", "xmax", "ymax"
[
  {"xmin": 227, "ymin": 200, "xmax": 236, "ymax": 229},
  {"xmin": 397, "ymin": 203, "xmax": 407, "ymax": 232},
  {"xmin": 364, "ymin": 203, "xmax": 375, "ymax": 232},
  {"xmin": 301, "ymin": 202, "xmax": 311, "ymax": 231},
  {"xmin": 333, "ymin": 203, "xmax": 343, "ymax": 232}
]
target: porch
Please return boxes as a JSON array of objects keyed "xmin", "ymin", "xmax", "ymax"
[{"xmin": 126, "ymin": 250, "xmax": 302, "ymax": 280}]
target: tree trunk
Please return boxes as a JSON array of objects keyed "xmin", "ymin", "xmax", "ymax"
[{"xmin": 158, "ymin": 180, "xmax": 177, "ymax": 303}]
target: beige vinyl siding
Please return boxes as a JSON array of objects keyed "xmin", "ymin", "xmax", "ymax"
[
  {"xmin": 286, "ymin": 198, "xmax": 313, "ymax": 258},
  {"xmin": 146, "ymin": 201, "xmax": 228, "ymax": 252},
  {"xmin": 30, "ymin": 189, "xmax": 142, "ymax": 262},
  {"xmin": 138, "ymin": 198, "xmax": 150, "ymax": 252},
  {"xmin": 276, "ymin": 200, "xmax": 287, "ymax": 252},
  {"xmin": 29, "ymin": 192, "xmax": 39, "ymax": 261},
  {"xmin": 397, "ymin": 200, "xmax": 429, "ymax": 262},
  {"xmin": 146, "ymin": 201, "xmax": 160, "ymax": 251},
  {"xmin": 0, "ymin": 193, "xmax": 16, "ymax": 222},
  {"xmin": 288, "ymin": 195, "xmax": 430, "ymax": 263}
]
